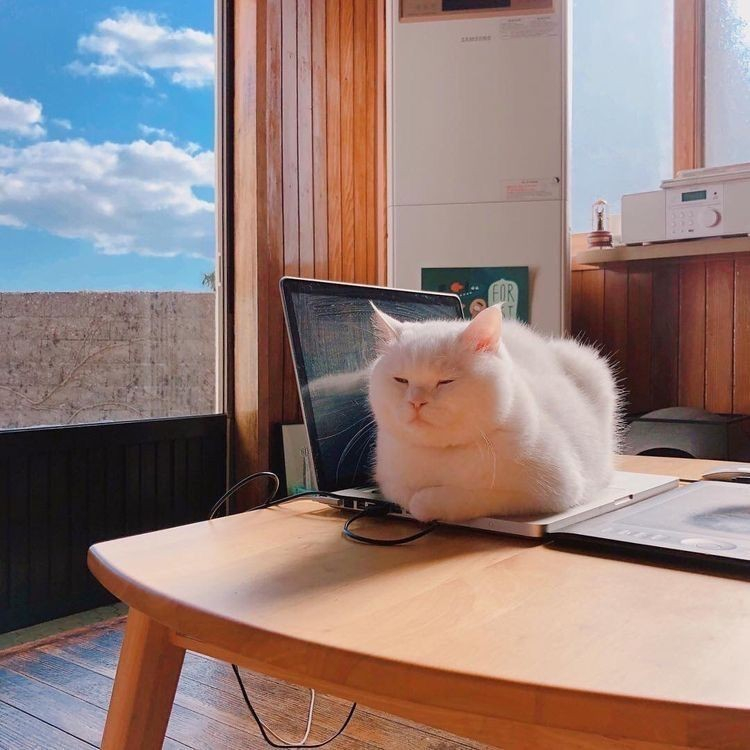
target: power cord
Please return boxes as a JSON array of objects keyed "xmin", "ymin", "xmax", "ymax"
[
  {"xmin": 257, "ymin": 680, "xmax": 315, "ymax": 746},
  {"xmin": 342, "ymin": 503, "xmax": 438, "ymax": 545},
  {"xmin": 231, "ymin": 664, "xmax": 357, "ymax": 749},
  {"xmin": 206, "ymin": 473, "xmax": 346, "ymax": 748},
  {"xmin": 208, "ymin": 471, "xmax": 437, "ymax": 748},
  {"xmin": 210, "ymin": 475, "xmax": 438, "ymax": 546},
  {"xmin": 207, "ymin": 471, "xmax": 280, "ymax": 519}
]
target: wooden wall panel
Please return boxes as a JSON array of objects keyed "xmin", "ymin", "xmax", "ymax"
[
  {"xmin": 735, "ymin": 257, "xmax": 750, "ymax": 414},
  {"xmin": 602, "ymin": 264, "xmax": 628, "ymax": 383},
  {"xmin": 677, "ymin": 261, "xmax": 706, "ymax": 408},
  {"xmin": 281, "ymin": 0, "xmax": 302, "ymax": 426},
  {"xmin": 570, "ymin": 269, "xmax": 583, "ymax": 337},
  {"xmin": 705, "ymin": 260, "xmax": 734, "ymax": 412},
  {"xmin": 626, "ymin": 264, "xmax": 654, "ymax": 414},
  {"xmin": 353, "ymin": 0, "xmax": 368, "ymax": 283},
  {"xmin": 572, "ymin": 254, "xmax": 750, "ymax": 417},
  {"xmin": 297, "ymin": 0, "xmax": 315, "ymax": 279},
  {"xmin": 366, "ymin": 0, "xmax": 377, "ymax": 284},
  {"xmin": 339, "ymin": 0, "xmax": 356, "ymax": 282},
  {"xmin": 266, "ymin": 0, "xmax": 286, "ymax": 445},
  {"xmin": 325, "ymin": 0, "xmax": 343, "ymax": 282},
  {"xmin": 577, "ymin": 270, "xmax": 604, "ymax": 345},
  {"xmin": 650, "ymin": 264, "xmax": 679, "ymax": 409},
  {"xmin": 233, "ymin": 0, "xmax": 265, "ymax": 483},
  {"xmin": 233, "ymin": 0, "xmax": 387, "ymax": 484},
  {"xmin": 312, "ymin": 0, "xmax": 329, "ymax": 279}
]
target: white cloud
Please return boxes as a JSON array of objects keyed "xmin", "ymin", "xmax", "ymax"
[
  {"xmin": 138, "ymin": 123, "xmax": 175, "ymax": 141},
  {"xmin": 0, "ymin": 93, "xmax": 45, "ymax": 138},
  {"xmin": 0, "ymin": 213, "xmax": 23, "ymax": 227},
  {"xmin": 52, "ymin": 118, "xmax": 72, "ymax": 130},
  {"xmin": 0, "ymin": 138, "xmax": 215, "ymax": 258},
  {"xmin": 69, "ymin": 10, "xmax": 214, "ymax": 88}
]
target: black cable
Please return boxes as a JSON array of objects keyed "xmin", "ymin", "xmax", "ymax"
[
  {"xmin": 210, "ymin": 476, "xmax": 438, "ymax": 547},
  {"xmin": 264, "ymin": 490, "xmax": 439, "ymax": 546},
  {"xmin": 208, "ymin": 471, "xmax": 280, "ymax": 519},
  {"xmin": 342, "ymin": 504, "xmax": 439, "ymax": 546},
  {"xmin": 232, "ymin": 664, "xmax": 357, "ymax": 749},
  {"xmin": 208, "ymin": 474, "xmax": 361, "ymax": 748},
  {"xmin": 209, "ymin": 475, "xmax": 437, "ymax": 746}
]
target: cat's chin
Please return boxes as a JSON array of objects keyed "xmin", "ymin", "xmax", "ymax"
[{"xmin": 396, "ymin": 421, "xmax": 467, "ymax": 448}]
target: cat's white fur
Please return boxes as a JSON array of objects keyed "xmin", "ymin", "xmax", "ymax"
[{"xmin": 368, "ymin": 305, "xmax": 621, "ymax": 522}]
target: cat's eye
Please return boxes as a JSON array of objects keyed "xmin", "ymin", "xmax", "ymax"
[
  {"xmin": 437, "ymin": 379, "xmax": 455, "ymax": 386},
  {"xmin": 393, "ymin": 377, "xmax": 408, "ymax": 384}
]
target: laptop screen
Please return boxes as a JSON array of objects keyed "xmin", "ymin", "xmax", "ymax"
[{"xmin": 280, "ymin": 278, "xmax": 464, "ymax": 492}]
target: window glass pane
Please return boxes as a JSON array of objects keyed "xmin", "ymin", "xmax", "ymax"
[
  {"xmin": 705, "ymin": 0, "xmax": 750, "ymax": 166},
  {"xmin": 0, "ymin": 3, "xmax": 217, "ymax": 429},
  {"xmin": 571, "ymin": 0, "xmax": 674, "ymax": 233}
]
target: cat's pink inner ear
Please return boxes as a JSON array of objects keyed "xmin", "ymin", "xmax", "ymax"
[
  {"xmin": 371, "ymin": 304, "xmax": 402, "ymax": 346},
  {"xmin": 460, "ymin": 305, "xmax": 502, "ymax": 352}
]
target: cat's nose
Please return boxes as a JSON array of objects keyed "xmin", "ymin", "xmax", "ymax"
[{"xmin": 409, "ymin": 398, "xmax": 428, "ymax": 410}]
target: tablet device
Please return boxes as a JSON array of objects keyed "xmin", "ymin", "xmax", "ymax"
[{"xmin": 551, "ymin": 481, "xmax": 750, "ymax": 570}]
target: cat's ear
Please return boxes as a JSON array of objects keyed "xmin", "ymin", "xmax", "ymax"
[
  {"xmin": 460, "ymin": 304, "xmax": 502, "ymax": 353},
  {"xmin": 371, "ymin": 303, "xmax": 402, "ymax": 349}
]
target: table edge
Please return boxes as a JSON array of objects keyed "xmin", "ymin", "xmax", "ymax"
[{"xmin": 87, "ymin": 524, "xmax": 750, "ymax": 750}]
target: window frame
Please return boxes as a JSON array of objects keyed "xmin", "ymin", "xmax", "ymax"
[
  {"xmin": 571, "ymin": 1, "xmax": 706, "ymax": 253},
  {"xmin": 674, "ymin": 0, "xmax": 706, "ymax": 173},
  {"xmin": 216, "ymin": 0, "xmax": 233, "ymax": 424}
]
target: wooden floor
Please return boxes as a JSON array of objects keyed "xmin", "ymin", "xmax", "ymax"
[{"xmin": 0, "ymin": 619, "xmax": 491, "ymax": 749}]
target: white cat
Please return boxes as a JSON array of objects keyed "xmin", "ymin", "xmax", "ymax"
[{"xmin": 368, "ymin": 305, "xmax": 621, "ymax": 522}]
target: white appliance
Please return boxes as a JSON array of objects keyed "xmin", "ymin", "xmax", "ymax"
[
  {"xmin": 621, "ymin": 163, "xmax": 750, "ymax": 245},
  {"xmin": 388, "ymin": 0, "xmax": 569, "ymax": 335}
]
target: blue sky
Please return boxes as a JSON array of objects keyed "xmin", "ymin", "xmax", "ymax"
[{"xmin": 0, "ymin": 1, "xmax": 215, "ymax": 291}]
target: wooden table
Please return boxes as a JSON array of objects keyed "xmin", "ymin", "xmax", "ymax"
[{"xmin": 88, "ymin": 456, "xmax": 750, "ymax": 750}]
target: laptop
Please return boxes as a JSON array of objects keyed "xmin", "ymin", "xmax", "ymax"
[{"xmin": 280, "ymin": 277, "xmax": 678, "ymax": 537}]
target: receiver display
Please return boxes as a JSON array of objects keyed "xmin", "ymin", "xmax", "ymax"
[
  {"xmin": 442, "ymin": 0, "xmax": 510, "ymax": 8},
  {"xmin": 681, "ymin": 189, "xmax": 707, "ymax": 202}
]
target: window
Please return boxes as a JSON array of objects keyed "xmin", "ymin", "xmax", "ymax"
[
  {"xmin": 0, "ymin": 3, "xmax": 218, "ymax": 429},
  {"xmin": 571, "ymin": 0, "xmax": 675, "ymax": 233},
  {"xmin": 572, "ymin": 0, "xmax": 750, "ymax": 238},
  {"xmin": 705, "ymin": 0, "xmax": 750, "ymax": 166}
]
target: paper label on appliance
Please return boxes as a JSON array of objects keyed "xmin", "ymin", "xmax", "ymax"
[
  {"xmin": 497, "ymin": 14, "xmax": 557, "ymax": 39},
  {"xmin": 500, "ymin": 177, "xmax": 561, "ymax": 202}
]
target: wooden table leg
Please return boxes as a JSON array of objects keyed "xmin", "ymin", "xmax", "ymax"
[{"xmin": 101, "ymin": 608, "xmax": 185, "ymax": 750}]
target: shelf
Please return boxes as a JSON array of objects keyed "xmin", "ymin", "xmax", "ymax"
[{"xmin": 574, "ymin": 235, "xmax": 750, "ymax": 266}]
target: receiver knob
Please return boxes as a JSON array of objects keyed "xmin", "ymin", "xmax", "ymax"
[{"xmin": 700, "ymin": 208, "xmax": 721, "ymax": 227}]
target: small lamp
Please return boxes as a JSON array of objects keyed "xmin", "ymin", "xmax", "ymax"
[{"xmin": 587, "ymin": 198, "xmax": 613, "ymax": 249}]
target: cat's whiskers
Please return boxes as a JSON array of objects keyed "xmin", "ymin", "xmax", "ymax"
[{"xmin": 479, "ymin": 428, "xmax": 497, "ymax": 489}]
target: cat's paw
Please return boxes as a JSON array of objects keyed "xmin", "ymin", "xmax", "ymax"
[{"xmin": 408, "ymin": 487, "xmax": 445, "ymax": 522}]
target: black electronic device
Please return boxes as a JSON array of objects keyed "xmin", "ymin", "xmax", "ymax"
[{"xmin": 551, "ymin": 481, "xmax": 750, "ymax": 571}]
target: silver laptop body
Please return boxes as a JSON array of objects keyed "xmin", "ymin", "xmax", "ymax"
[{"xmin": 280, "ymin": 277, "xmax": 678, "ymax": 538}]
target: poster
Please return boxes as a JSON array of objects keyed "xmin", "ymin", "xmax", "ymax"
[{"xmin": 421, "ymin": 266, "xmax": 530, "ymax": 322}]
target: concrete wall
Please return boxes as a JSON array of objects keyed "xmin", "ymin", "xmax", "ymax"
[{"xmin": 0, "ymin": 292, "xmax": 216, "ymax": 429}]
